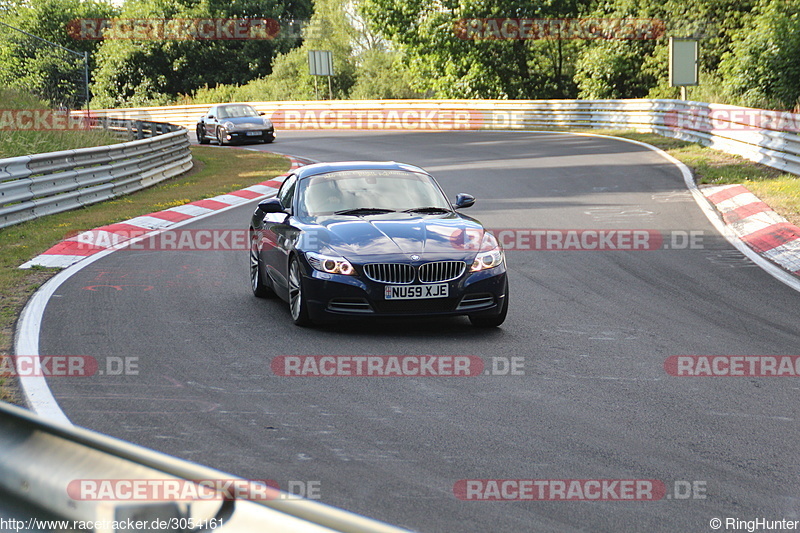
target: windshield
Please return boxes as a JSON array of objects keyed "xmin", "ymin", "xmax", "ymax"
[
  {"xmin": 297, "ymin": 169, "xmax": 451, "ymax": 216},
  {"xmin": 217, "ymin": 105, "xmax": 260, "ymax": 119}
]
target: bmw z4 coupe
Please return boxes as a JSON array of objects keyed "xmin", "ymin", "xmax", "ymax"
[{"xmin": 249, "ymin": 161, "xmax": 508, "ymax": 327}]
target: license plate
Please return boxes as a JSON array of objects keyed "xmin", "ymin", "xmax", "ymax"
[
  {"xmin": 385, "ymin": 284, "xmax": 448, "ymax": 300},
  {"xmin": 246, "ymin": 131, "xmax": 261, "ymax": 136}
]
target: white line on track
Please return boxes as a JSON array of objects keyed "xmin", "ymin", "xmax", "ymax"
[{"xmin": 14, "ymin": 189, "xmax": 280, "ymax": 424}]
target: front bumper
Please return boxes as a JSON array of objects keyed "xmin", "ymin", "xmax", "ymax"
[
  {"xmin": 225, "ymin": 128, "xmax": 275, "ymax": 143},
  {"xmin": 299, "ymin": 262, "xmax": 507, "ymax": 323}
]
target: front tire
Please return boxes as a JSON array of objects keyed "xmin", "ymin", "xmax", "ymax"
[
  {"xmin": 288, "ymin": 256, "xmax": 313, "ymax": 326},
  {"xmin": 469, "ymin": 280, "xmax": 508, "ymax": 328},
  {"xmin": 250, "ymin": 233, "xmax": 273, "ymax": 298},
  {"xmin": 216, "ymin": 127, "xmax": 227, "ymax": 146}
]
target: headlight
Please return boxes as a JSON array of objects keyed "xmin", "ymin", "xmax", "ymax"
[
  {"xmin": 306, "ymin": 251, "xmax": 355, "ymax": 276},
  {"xmin": 223, "ymin": 121, "xmax": 234, "ymax": 130},
  {"xmin": 263, "ymin": 118, "xmax": 273, "ymax": 128},
  {"xmin": 470, "ymin": 232, "xmax": 505, "ymax": 272}
]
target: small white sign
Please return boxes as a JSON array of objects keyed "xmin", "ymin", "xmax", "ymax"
[
  {"xmin": 669, "ymin": 38, "xmax": 698, "ymax": 87},
  {"xmin": 308, "ymin": 50, "xmax": 334, "ymax": 76}
]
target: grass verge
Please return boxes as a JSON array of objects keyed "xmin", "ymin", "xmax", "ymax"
[
  {"xmin": 0, "ymin": 145, "xmax": 288, "ymax": 405},
  {"xmin": 0, "ymin": 89, "xmax": 123, "ymax": 159}
]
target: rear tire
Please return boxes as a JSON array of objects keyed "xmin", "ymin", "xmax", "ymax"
[
  {"xmin": 288, "ymin": 256, "xmax": 313, "ymax": 326},
  {"xmin": 250, "ymin": 233, "xmax": 273, "ymax": 298},
  {"xmin": 469, "ymin": 280, "xmax": 508, "ymax": 328},
  {"xmin": 197, "ymin": 126, "xmax": 210, "ymax": 145}
]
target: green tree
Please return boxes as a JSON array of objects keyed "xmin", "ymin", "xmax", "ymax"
[
  {"xmin": 349, "ymin": 49, "xmax": 422, "ymax": 99},
  {"xmin": 359, "ymin": 0, "xmax": 592, "ymax": 99},
  {"xmin": 184, "ymin": 0, "xmax": 364, "ymax": 103},
  {"xmin": 575, "ymin": 41, "xmax": 656, "ymax": 99},
  {"xmin": 719, "ymin": 0, "xmax": 800, "ymax": 110},
  {"xmin": 0, "ymin": 0, "xmax": 117, "ymax": 108},
  {"xmin": 90, "ymin": 0, "xmax": 312, "ymax": 107},
  {"xmin": 573, "ymin": 0, "xmax": 756, "ymax": 100},
  {"xmin": 259, "ymin": 0, "xmax": 359, "ymax": 100}
]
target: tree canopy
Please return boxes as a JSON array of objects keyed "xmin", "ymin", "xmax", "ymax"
[
  {"xmin": 0, "ymin": 0, "xmax": 117, "ymax": 107},
  {"xmin": 2, "ymin": 0, "xmax": 799, "ymax": 111},
  {"xmin": 90, "ymin": 0, "xmax": 313, "ymax": 107}
]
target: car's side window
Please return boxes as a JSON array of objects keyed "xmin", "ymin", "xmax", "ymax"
[{"xmin": 278, "ymin": 174, "xmax": 297, "ymax": 211}]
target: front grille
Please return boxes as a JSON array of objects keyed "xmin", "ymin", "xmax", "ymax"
[
  {"xmin": 363, "ymin": 261, "xmax": 466, "ymax": 284},
  {"xmin": 419, "ymin": 261, "xmax": 466, "ymax": 283},
  {"xmin": 363, "ymin": 263, "xmax": 415, "ymax": 284}
]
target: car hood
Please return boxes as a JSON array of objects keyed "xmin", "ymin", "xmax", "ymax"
[
  {"xmin": 224, "ymin": 116, "xmax": 270, "ymax": 127},
  {"xmin": 305, "ymin": 213, "xmax": 484, "ymax": 262}
]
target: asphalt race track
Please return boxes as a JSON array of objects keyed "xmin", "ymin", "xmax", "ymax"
[{"xmin": 37, "ymin": 131, "xmax": 800, "ymax": 531}]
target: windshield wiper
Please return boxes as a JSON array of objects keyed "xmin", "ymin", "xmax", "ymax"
[
  {"xmin": 334, "ymin": 207, "xmax": 396, "ymax": 216},
  {"xmin": 403, "ymin": 206, "xmax": 451, "ymax": 214}
]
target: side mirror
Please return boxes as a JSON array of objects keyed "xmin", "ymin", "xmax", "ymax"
[
  {"xmin": 207, "ymin": 115, "xmax": 215, "ymax": 120},
  {"xmin": 454, "ymin": 193, "xmax": 475, "ymax": 209},
  {"xmin": 256, "ymin": 198, "xmax": 287, "ymax": 214},
  {"xmin": 259, "ymin": 112, "xmax": 265, "ymax": 116}
]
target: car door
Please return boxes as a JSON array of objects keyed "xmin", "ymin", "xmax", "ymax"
[
  {"xmin": 204, "ymin": 106, "xmax": 217, "ymax": 137},
  {"xmin": 262, "ymin": 174, "xmax": 298, "ymax": 295}
]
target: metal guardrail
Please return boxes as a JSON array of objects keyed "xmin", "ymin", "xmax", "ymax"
[
  {"xmin": 4, "ymin": 99, "xmax": 796, "ymax": 229},
  {"xmin": 0, "ymin": 119, "xmax": 192, "ymax": 229},
  {"xmin": 0, "ymin": 401, "xmax": 411, "ymax": 532},
  {"xmin": 87, "ymin": 99, "xmax": 800, "ymax": 177}
]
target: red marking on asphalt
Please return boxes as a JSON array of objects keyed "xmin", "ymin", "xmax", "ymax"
[
  {"xmin": 261, "ymin": 180, "xmax": 283, "ymax": 188},
  {"xmin": 83, "ymin": 285, "xmax": 154, "ymax": 291},
  {"xmin": 162, "ymin": 375, "xmax": 185, "ymax": 388},
  {"xmin": 58, "ymin": 397, "xmax": 221, "ymax": 414}
]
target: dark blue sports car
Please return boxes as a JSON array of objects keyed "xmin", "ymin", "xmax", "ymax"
[{"xmin": 249, "ymin": 161, "xmax": 508, "ymax": 327}]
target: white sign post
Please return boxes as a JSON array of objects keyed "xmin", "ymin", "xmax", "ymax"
[
  {"xmin": 308, "ymin": 50, "xmax": 334, "ymax": 100},
  {"xmin": 669, "ymin": 38, "xmax": 699, "ymax": 100}
]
